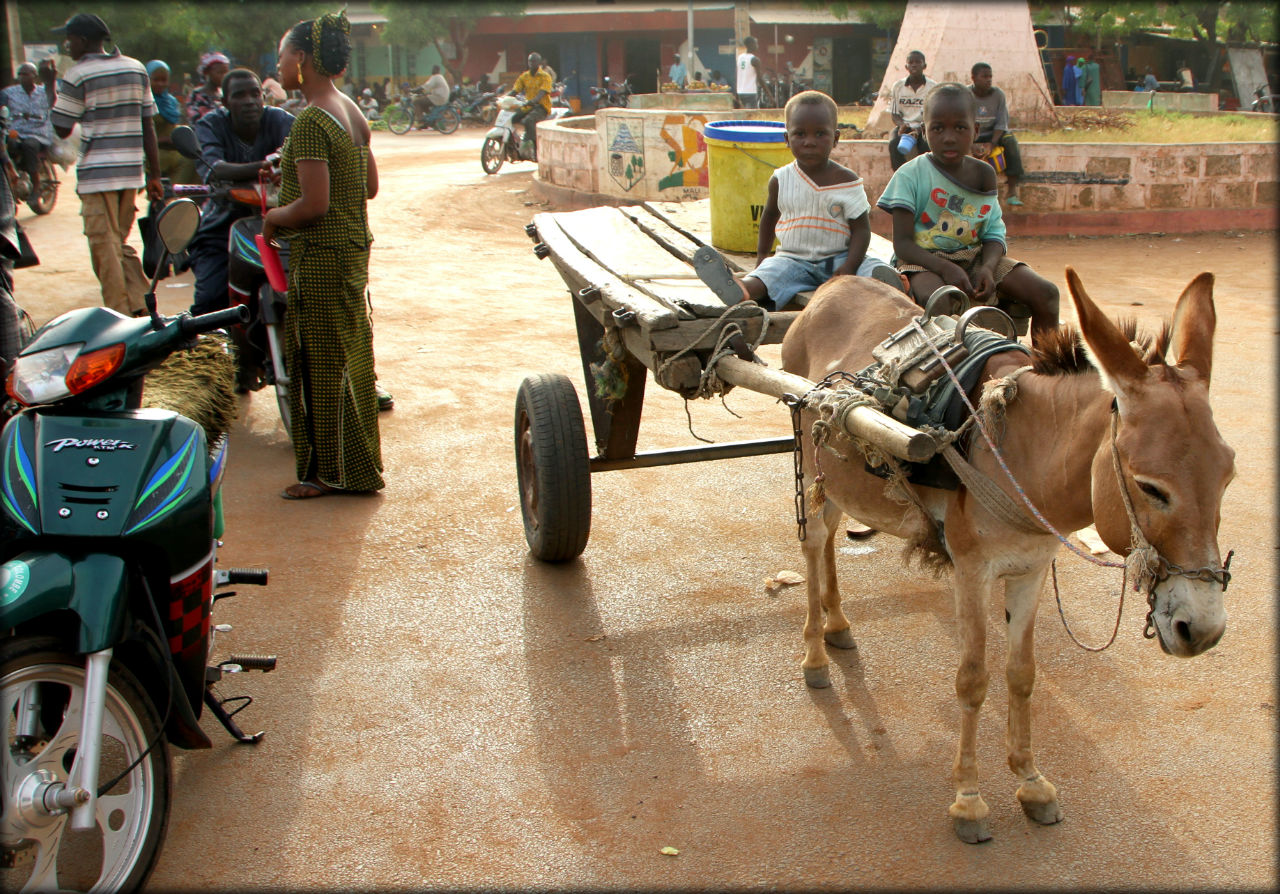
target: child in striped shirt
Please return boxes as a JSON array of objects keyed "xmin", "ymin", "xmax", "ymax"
[{"xmin": 695, "ymin": 90, "xmax": 901, "ymax": 311}]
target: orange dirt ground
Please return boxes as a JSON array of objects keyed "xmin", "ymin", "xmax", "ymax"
[{"xmin": 10, "ymin": 128, "xmax": 1276, "ymax": 890}]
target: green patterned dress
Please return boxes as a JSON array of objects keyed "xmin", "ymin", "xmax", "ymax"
[{"xmin": 276, "ymin": 106, "xmax": 384, "ymax": 491}]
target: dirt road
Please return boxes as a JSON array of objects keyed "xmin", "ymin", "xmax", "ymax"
[{"xmin": 11, "ymin": 129, "xmax": 1276, "ymax": 890}]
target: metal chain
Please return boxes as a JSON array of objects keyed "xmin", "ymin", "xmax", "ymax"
[{"xmin": 783, "ymin": 393, "xmax": 807, "ymax": 541}]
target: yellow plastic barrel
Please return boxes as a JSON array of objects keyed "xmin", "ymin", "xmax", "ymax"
[{"xmin": 704, "ymin": 120, "xmax": 789, "ymax": 252}]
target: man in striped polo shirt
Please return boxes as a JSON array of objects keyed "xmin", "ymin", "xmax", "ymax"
[{"xmin": 49, "ymin": 13, "xmax": 163, "ymax": 317}]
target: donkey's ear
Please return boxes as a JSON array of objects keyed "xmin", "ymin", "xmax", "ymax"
[
  {"xmin": 1066, "ymin": 266, "xmax": 1147, "ymax": 392},
  {"xmin": 1168, "ymin": 272, "xmax": 1215, "ymax": 382}
]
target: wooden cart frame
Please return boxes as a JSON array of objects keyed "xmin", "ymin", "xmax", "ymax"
[{"xmin": 515, "ymin": 200, "xmax": 1017, "ymax": 561}]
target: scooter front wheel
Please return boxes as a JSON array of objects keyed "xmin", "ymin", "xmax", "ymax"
[
  {"xmin": 0, "ymin": 636, "xmax": 171, "ymax": 893},
  {"xmin": 481, "ymin": 137, "xmax": 506, "ymax": 174}
]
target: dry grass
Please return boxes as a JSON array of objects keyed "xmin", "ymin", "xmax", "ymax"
[{"xmin": 834, "ymin": 106, "xmax": 1277, "ymax": 143}]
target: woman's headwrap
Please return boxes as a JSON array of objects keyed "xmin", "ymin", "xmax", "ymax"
[
  {"xmin": 308, "ymin": 11, "xmax": 350, "ymax": 77},
  {"xmin": 146, "ymin": 59, "xmax": 181, "ymax": 124},
  {"xmin": 199, "ymin": 51, "xmax": 230, "ymax": 76}
]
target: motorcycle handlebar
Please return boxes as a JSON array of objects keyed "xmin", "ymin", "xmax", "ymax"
[{"xmin": 179, "ymin": 305, "xmax": 250, "ymax": 338}]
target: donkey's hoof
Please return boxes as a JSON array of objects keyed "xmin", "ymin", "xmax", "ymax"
[
  {"xmin": 803, "ymin": 665, "xmax": 831, "ymax": 688},
  {"xmin": 824, "ymin": 628, "xmax": 857, "ymax": 650},
  {"xmin": 1021, "ymin": 798, "xmax": 1063, "ymax": 825},
  {"xmin": 953, "ymin": 816, "xmax": 993, "ymax": 844}
]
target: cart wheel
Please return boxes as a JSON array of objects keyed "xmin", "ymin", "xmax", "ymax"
[{"xmin": 514, "ymin": 373, "xmax": 591, "ymax": 561}]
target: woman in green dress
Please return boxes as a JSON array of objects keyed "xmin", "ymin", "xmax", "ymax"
[{"xmin": 262, "ymin": 10, "xmax": 384, "ymax": 499}]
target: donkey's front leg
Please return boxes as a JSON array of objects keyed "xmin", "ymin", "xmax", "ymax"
[
  {"xmin": 799, "ymin": 497, "xmax": 846, "ymax": 689},
  {"xmin": 1004, "ymin": 565, "xmax": 1063, "ymax": 825},
  {"xmin": 949, "ymin": 560, "xmax": 993, "ymax": 843}
]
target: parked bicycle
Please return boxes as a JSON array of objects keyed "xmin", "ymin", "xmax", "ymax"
[{"xmin": 384, "ymin": 92, "xmax": 461, "ymax": 135}]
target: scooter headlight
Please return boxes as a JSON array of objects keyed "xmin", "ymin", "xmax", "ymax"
[
  {"xmin": 6, "ymin": 342, "xmax": 124, "ymax": 406},
  {"xmin": 7, "ymin": 343, "xmax": 82, "ymax": 405}
]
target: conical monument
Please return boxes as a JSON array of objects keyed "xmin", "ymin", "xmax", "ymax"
[{"xmin": 865, "ymin": 0, "xmax": 1056, "ymax": 135}]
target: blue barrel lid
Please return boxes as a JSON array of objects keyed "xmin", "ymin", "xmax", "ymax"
[{"xmin": 703, "ymin": 120, "xmax": 786, "ymax": 143}]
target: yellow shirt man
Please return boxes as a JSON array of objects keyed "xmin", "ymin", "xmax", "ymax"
[{"xmin": 512, "ymin": 68, "xmax": 553, "ymax": 113}]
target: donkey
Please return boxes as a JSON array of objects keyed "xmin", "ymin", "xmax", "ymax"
[{"xmin": 779, "ymin": 268, "xmax": 1234, "ymax": 843}]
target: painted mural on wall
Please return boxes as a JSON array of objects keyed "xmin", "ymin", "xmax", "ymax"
[
  {"xmin": 605, "ymin": 116, "xmax": 646, "ymax": 193},
  {"xmin": 657, "ymin": 114, "xmax": 709, "ymax": 196}
]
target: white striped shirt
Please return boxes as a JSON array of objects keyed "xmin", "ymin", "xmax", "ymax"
[
  {"xmin": 50, "ymin": 51, "xmax": 155, "ymax": 194},
  {"xmin": 773, "ymin": 162, "xmax": 871, "ymax": 261}
]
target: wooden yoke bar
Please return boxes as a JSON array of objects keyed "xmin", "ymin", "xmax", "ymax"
[{"xmin": 715, "ymin": 357, "xmax": 939, "ymax": 463}]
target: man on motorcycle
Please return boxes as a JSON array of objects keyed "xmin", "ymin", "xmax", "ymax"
[
  {"xmin": 412, "ymin": 65, "xmax": 451, "ymax": 124},
  {"xmin": 2, "ymin": 62, "xmax": 56, "ymax": 201},
  {"xmin": 509, "ymin": 53, "xmax": 552, "ymax": 155},
  {"xmin": 188, "ymin": 69, "xmax": 294, "ymax": 317}
]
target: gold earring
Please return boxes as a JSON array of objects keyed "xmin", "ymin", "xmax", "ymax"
[{"xmin": 297, "ymin": 62, "xmax": 304, "ymax": 85}]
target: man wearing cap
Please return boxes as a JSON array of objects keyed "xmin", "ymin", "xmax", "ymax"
[{"xmin": 49, "ymin": 12, "xmax": 163, "ymax": 317}]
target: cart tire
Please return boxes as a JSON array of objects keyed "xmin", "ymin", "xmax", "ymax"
[{"xmin": 514, "ymin": 373, "xmax": 591, "ymax": 561}]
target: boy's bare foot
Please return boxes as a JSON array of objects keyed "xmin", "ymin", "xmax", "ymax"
[{"xmin": 693, "ymin": 245, "xmax": 749, "ymax": 305}]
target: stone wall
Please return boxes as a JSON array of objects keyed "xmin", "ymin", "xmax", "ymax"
[{"xmin": 535, "ymin": 110, "xmax": 1279, "ymax": 235}]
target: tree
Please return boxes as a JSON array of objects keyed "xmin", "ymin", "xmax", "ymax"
[
  {"xmin": 809, "ymin": 2, "xmax": 906, "ymax": 34},
  {"xmin": 373, "ymin": 1, "xmax": 524, "ymax": 85},
  {"xmin": 1047, "ymin": 2, "xmax": 1278, "ymax": 90},
  {"xmin": 16, "ymin": 1, "xmax": 323, "ymax": 83}
]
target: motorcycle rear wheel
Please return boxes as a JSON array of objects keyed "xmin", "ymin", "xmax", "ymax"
[
  {"xmin": 481, "ymin": 137, "xmax": 505, "ymax": 175},
  {"xmin": 433, "ymin": 106, "xmax": 461, "ymax": 135},
  {"xmin": 385, "ymin": 104, "xmax": 414, "ymax": 135},
  {"xmin": 25, "ymin": 161, "xmax": 58, "ymax": 215},
  {"xmin": 0, "ymin": 636, "xmax": 171, "ymax": 894}
]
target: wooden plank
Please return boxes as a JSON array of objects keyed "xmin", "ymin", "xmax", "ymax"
[
  {"xmin": 553, "ymin": 206, "xmax": 693, "ymax": 283},
  {"xmin": 715, "ymin": 357, "xmax": 939, "ymax": 463},
  {"xmin": 533, "ymin": 212, "xmax": 680, "ymax": 332},
  {"xmin": 617, "ymin": 205, "xmax": 741, "ymax": 320},
  {"xmin": 554, "ymin": 205, "xmax": 741, "ymax": 321},
  {"xmin": 648, "ymin": 310, "xmax": 800, "ymax": 351},
  {"xmin": 643, "ymin": 197, "xmax": 897, "ymax": 285}
]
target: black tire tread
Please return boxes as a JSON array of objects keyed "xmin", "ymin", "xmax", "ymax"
[{"xmin": 514, "ymin": 373, "xmax": 591, "ymax": 561}]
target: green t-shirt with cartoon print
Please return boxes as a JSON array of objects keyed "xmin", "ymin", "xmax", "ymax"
[{"xmin": 876, "ymin": 154, "xmax": 1005, "ymax": 253}]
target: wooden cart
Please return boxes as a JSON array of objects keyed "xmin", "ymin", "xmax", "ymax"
[{"xmin": 515, "ymin": 199, "xmax": 941, "ymax": 561}]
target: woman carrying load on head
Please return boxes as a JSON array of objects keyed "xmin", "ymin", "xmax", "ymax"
[
  {"xmin": 187, "ymin": 51, "xmax": 230, "ymax": 124},
  {"xmin": 261, "ymin": 10, "xmax": 384, "ymax": 499},
  {"xmin": 147, "ymin": 60, "xmax": 197, "ymax": 184}
]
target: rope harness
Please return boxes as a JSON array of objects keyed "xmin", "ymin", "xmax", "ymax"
[{"xmin": 775, "ymin": 314, "xmax": 1233, "ymax": 651}]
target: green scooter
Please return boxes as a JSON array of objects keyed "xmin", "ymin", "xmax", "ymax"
[{"xmin": 1, "ymin": 199, "xmax": 274, "ymax": 892}]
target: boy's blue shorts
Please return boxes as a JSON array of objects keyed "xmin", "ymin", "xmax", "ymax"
[{"xmin": 744, "ymin": 252, "xmax": 890, "ymax": 310}]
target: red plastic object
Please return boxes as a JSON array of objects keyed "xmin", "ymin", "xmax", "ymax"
[{"xmin": 255, "ymin": 234, "xmax": 288, "ymax": 292}]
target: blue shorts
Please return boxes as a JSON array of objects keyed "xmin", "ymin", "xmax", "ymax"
[{"xmin": 744, "ymin": 252, "xmax": 890, "ymax": 310}]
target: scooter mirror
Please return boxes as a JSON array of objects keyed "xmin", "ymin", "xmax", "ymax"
[
  {"xmin": 171, "ymin": 125, "xmax": 201, "ymax": 160},
  {"xmin": 156, "ymin": 198, "xmax": 201, "ymax": 254}
]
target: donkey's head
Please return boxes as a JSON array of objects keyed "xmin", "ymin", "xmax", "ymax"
[{"xmin": 1068, "ymin": 268, "xmax": 1235, "ymax": 657}]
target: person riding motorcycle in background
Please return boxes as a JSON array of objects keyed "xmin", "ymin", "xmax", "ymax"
[
  {"xmin": 188, "ymin": 68, "xmax": 294, "ymax": 318},
  {"xmin": 412, "ymin": 65, "xmax": 450, "ymax": 125},
  {"xmin": 2, "ymin": 61, "xmax": 56, "ymax": 200},
  {"xmin": 509, "ymin": 52, "xmax": 552, "ymax": 155}
]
